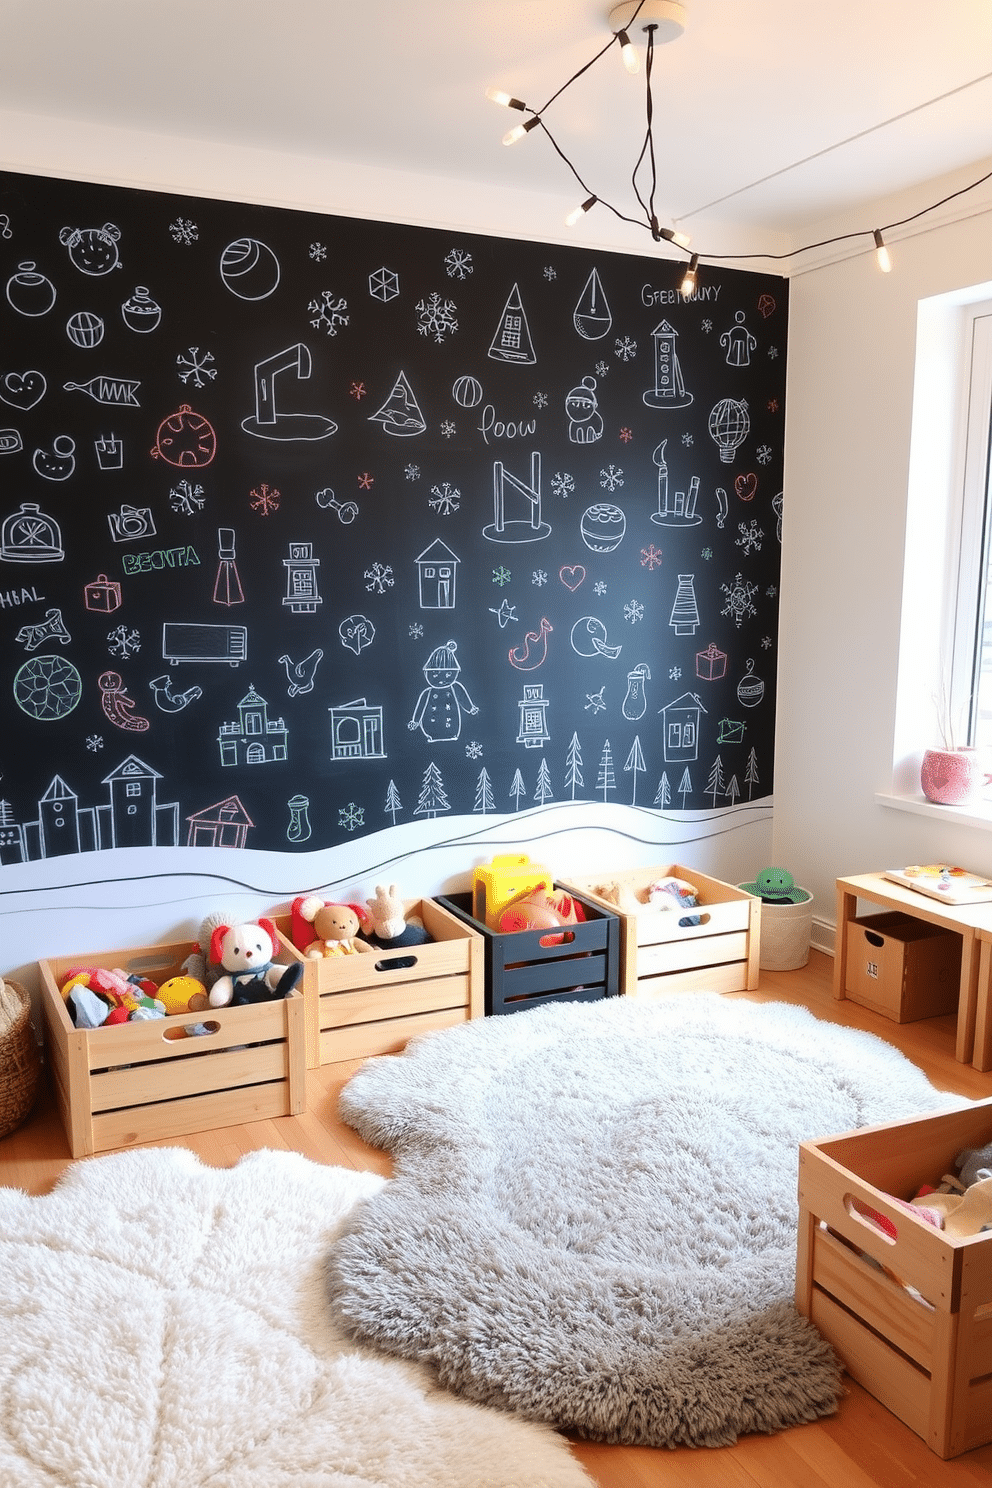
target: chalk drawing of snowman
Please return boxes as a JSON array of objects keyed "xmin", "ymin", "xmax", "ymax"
[{"xmin": 407, "ymin": 639, "xmax": 479, "ymax": 742}]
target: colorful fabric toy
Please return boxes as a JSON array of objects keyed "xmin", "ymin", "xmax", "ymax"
[
  {"xmin": 363, "ymin": 885, "xmax": 430, "ymax": 950},
  {"xmin": 497, "ymin": 887, "xmax": 585, "ymax": 942},
  {"xmin": 207, "ymin": 919, "xmax": 304, "ymax": 1007}
]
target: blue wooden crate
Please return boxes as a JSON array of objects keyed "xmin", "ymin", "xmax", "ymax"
[{"xmin": 435, "ymin": 887, "xmax": 620, "ymax": 1015}]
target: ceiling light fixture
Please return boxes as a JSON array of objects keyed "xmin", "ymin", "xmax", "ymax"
[{"xmin": 486, "ymin": 1, "xmax": 992, "ymax": 283}]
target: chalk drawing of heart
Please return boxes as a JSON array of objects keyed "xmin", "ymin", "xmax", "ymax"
[
  {"xmin": 0, "ymin": 370, "xmax": 47, "ymax": 410},
  {"xmin": 735, "ymin": 472, "xmax": 757, "ymax": 502},
  {"xmin": 559, "ymin": 565, "xmax": 586, "ymax": 592}
]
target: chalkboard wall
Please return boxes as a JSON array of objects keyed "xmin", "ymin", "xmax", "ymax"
[{"xmin": 0, "ymin": 169, "xmax": 787, "ymax": 861}]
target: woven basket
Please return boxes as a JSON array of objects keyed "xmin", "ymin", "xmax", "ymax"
[
  {"xmin": 739, "ymin": 885, "xmax": 814, "ymax": 971},
  {"xmin": 0, "ymin": 979, "xmax": 41, "ymax": 1140}
]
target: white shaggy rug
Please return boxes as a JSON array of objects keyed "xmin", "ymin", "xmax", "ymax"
[
  {"xmin": 0, "ymin": 1146, "xmax": 592, "ymax": 1488},
  {"xmin": 327, "ymin": 993, "xmax": 966, "ymax": 1448}
]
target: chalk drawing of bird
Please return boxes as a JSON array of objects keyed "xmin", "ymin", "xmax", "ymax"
[
  {"xmin": 279, "ymin": 648, "xmax": 324, "ymax": 697},
  {"xmin": 149, "ymin": 674, "xmax": 203, "ymax": 712}
]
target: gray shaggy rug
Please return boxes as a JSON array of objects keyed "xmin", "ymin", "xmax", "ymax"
[{"xmin": 326, "ymin": 993, "xmax": 965, "ymax": 1448}]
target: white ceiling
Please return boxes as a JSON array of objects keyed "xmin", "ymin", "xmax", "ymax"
[{"xmin": 2, "ymin": 0, "xmax": 991, "ymax": 248}]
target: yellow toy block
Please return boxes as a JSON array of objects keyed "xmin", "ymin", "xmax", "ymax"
[{"xmin": 472, "ymin": 854, "xmax": 553, "ymax": 930}]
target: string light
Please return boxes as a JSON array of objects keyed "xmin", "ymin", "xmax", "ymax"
[
  {"xmin": 486, "ymin": 3, "xmax": 992, "ymax": 286},
  {"xmin": 873, "ymin": 228, "xmax": 893, "ymax": 272}
]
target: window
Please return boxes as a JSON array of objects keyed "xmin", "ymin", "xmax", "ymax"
[{"xmin": 948, "ymin": 305, "xmax": 992, "ymax": 750}]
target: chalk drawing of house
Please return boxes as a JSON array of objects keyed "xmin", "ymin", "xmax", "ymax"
[{"xmin": 660, "ymin": 692, "xmax": 708, "ymax": 762}]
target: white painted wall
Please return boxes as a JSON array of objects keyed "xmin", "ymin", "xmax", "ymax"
[
  {"xmin": 773, "ymin": 179, "xmax": 992, "ymax": 940},
  {"xmin": 0, "ymin": 111, "xmax": 777, "ymax": 995}
]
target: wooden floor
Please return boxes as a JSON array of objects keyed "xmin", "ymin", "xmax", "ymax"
[{"xmin": 4, "ymin": 951, "xmax": 992, "ymax": 1486}]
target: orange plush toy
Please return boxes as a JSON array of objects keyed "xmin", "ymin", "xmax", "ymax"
[{"xmin": 497, "ymin": 887, "xmax": 585, "ymax": 941}]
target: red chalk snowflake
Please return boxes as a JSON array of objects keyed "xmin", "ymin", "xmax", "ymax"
[
  {"xmin": 640, "ymin": 544, "xmax": 663, "ymax": 570},
  {"xmin": 250, "ymin": 483, "xmax": 281, "ymax": 515}
]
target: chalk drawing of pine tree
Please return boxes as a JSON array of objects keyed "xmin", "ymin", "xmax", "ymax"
[
  {"xmin": 654, "ymin": 772, "xmax": 671, "ymax": 809},
  {"xmin": 509, "ymin": 769, "xmax": 526, "ymax": 811},
  {"xmin": 725, "ymin": 773, "xmax": 740, "ymax": 806},
  {"xmin": 474, "ymin": 767, "xmax": 494, "ymax": 813},
  {"xmin": 534, "ymin": 757, "xmax": 553, "ymax": 805},
  {"xmin": 623, "ymin": 735, "xmax": 645, "ymax": 805},
  {"xmin": 705, "ymin": 755, "xmax": 725, "ymax": 806},
  {"xmin": 565, "ymin": 732, "xmax": 583, "ymax": 800},
  {"xmin": 384, "ymin": 778, "xmax": 402, "ymax": 825},
  {"xmin": 745, "ymin": 747, "xmax": 759, "ymax": 798},
  {"xmin": 415, "ymin": 761, "xmax": 450, "ymax": 818},
  {"xmin": 597, "ymin": 740, "xmax": 616, "ymax": 802},
  {"xmin": 678, "ymin": 767, "xmax": 693, "ymax": 809}
]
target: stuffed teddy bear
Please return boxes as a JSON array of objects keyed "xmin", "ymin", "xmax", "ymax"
[
  {"xmin": 291, "ymin": 895, "xmax": 375, "ymax": 957},
  {"xmin": 206, "ymin": 919, "xmax": 304, "ymax": 1007},
  {"xmin": 363, "ymin": 885, "xmax": 430, "ymax": 950}
]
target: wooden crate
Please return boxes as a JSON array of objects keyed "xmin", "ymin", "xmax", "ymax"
[
  {"xmin": 796, "ymin": 1098, "xmax": 992, "ymax": 1458},
  {"xmin": 843, "ymin": 912, "xmax": 961, "ymax": 1022},
  {"xmin": 560, "ymin": 863, "xmax": 761, "ymax": 997},
  {"xmin": 274, "ymin": 898, "xmax": 483, "ymax": 1067},
  {"xmin": 38, "ymin": 940, "xmax": 306, "ymax": 1158},
  {"xmin": 436, "ymin": 887, "xmax": 620, "ymax": 1015}
]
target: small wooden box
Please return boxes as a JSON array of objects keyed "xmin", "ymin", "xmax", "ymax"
[
  {"xmin": 436, "ymin": 887, "xmax": 619, "ymax": 1015},
  {"xmin": 844, "ymin": 912, "xmax": 961, "ymax": 1022},
  {"xmin": 560, "ymin": 864, "xmax": 760, "ymax": 997},
  {"xmin": 38, "ymin": 940, "xmax": 306, "ymax": 1159},
  {"xmin": 797, "ymin": 1098, "xmax": 992, "ymax": 1458},
  {"xmin": 274, "ymin": 898, "xmax": 483, "ymax": 1067}
]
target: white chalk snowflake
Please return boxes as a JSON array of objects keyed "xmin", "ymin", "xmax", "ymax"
[
  {"xmin": 624, "ymin": 599, "xmax": 644, "ymax": 624},
  {"xmin": 417, "ymin": 291, "xmax": 458, "ymax": 344},
  {"xmin": 551, "ymin": 471, "xmax": 575, "ymax": 498},
  {"xmin": 169, "ymin": 479, "xmax": 206, "ymax": 515},
  {"xmin": 429, "ymin": 482, "xmax": 461, "ymax": 515},
  {"xmin": 409, "ymin": 622, "xmax": 424, "ymax": 638},
  {"xmin": 85, "ymin": 734, "xmax": 104, "ymax": 751},
  {"xmin": 309, "ymin": 242, "xmax": 327, "ymax": 261},
  {"xmin": 701, "ymin": 318, "xmax": 713, "ymax": 332},
  {"xmin": 766, "ymin": 584, "xmax": 778, "ymax": 598},
  {"xmin": 176, "ymin": 347, "xmax": 217, "ymax": 388},
  {"xmin": 440, "ymin": 420, "xmax": 456, "ymax": 438},
  {"xmin": 593, "ymin": 580, "xmax": 607, "ymax": 596},
  {"xmin": 169, "ymin": 218, "xmax": 199, "ymax": 245},
  {"xmin": 614, "ymin": 335, "xmax": 637, "ymax": 362},
  {"xmin": 309, "ymin": 290, "xmax": 349, "ymax": 335},
  {"xmin": 681, "ymin": 432, "xmax": 694, "ymax": 446},
  {"xmin": 533, "ymin": 391, "xmax": 549, "ymax": 409},
  {"xmin": 532, "ymin": 569, "xmax": 548, "ymax": 587},
  {"xmin": 761, "ymin": 635, "xmax": 774, "ymax": 649},
  {"xmin": 250, "ymin": 483, "xmax": 280, "ymax": 515},
  {"xmin": 404, "ymin": 463, "xmax": 421, "ymax": 480},
  {"xmin": 669, "ymin": 666, "xmax": 682, "ymax": 680},
  {"xmin": 701, "ymin": 546, "xmax": 713, "ymax": 560},
  {"xmin": 338, "ymin": 802, "xmax": 365, "ymax": 833},
  {"xmin": 107, "ymin": 624, "xmax": 140, "ymax": 659},
  {"xmin": 736, "ymin": 519, "xmax": 764, "ymax": 555},
  {"xmin": 721, "ymin": 573, "xmax": 759, "ymax": 627},
  {"xmin": 444, "ymin": 248, "xmax": 474, "ymax": 280},
  {"xmin": 364, "ymin": 562, "xmax": 395, "ymax": 594},
  {"xmin": 595, "ymin": 360, "xmax": 610, "ymax": 377},
  {"xmin": 465, "ymin": 740, "xmax": 483, "ymax": 759},
  {"xmin": 585, "ymin": 688, "xmax": 607, "ymax": 714},
  {"xmin": 600, "ymin": 464, "xmax": 624, "ymax": 492},
  {"xmin": 756, "ymin": 443, "xmax": 773, "ymax": 465},
  {"xmin": 492, "ymin": 566, "xmax": 512, "ymax": 586},
  {"xmin": 543, "ymin": 265, "xmax": 557, "ymax": 281},
  {"xmin": 768, "ymin": 346, "xmax": 780, "ymax": 358}
]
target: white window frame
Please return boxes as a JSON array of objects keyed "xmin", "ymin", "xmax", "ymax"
[{"xmin": 947, "ymin": 306, "xmax": 992, "ymax": 751}]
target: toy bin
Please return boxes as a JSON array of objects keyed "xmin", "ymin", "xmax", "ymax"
[
  {"xmin": 843, "ymin": 912, "xmax": 961, "ymax": 1022},
  {"xmin": 273, "ymin": 899, "xmax": 483, "ymax": 1067},
  {"xmin": 796, "ymin": 1097, "xmax": 992, "ymax": 1459},
  {"xmin": 435, "ymin": 887, "xmax": 619, "ymax": 1015},
  {"xmin": 560, "ymin": 864, "xmax": 760, "ymax": 997},
  {"xmin": 37, "ymin": 940, "xmax": 306, "ymax": 1159}
]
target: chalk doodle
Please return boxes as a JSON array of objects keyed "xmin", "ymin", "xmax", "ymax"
[
  {"xmin": 218, "ymin": 688, "xmax": 288, "ymax": 765},
  {"xmin": 721, "ymin": 572, "xmax": 759, "ymax": 626},
  {"xmin": 624, "ymin": 736, "xmax": 646, "ymax": 804},
  {"xmin": 488, "ymin": 283, "xmax": 537, "ymax": 365},
  {"xmin": 509, "ymin": 617, "xmax": 552, "ymax": 671},
  {"xmin": 120, "ymin": 285, "xmax": 161, "ymax": 332},
  {"xmin": 651, "ymin": 441, "xmax": 702, "ymax": 527},
  {"xmin": 177, "ymin": 347, "xmax": 217, "ymax": 387},
  {"xmin": 622, "ymin": 664, "xmax": 650, "ymax": 720},
  {"xmin": 213, "ymin": 528, "xmax": 244, "ymax": 606},
  {"xmin": 330, "ymin": 699, "xmax": 385, "ymax": 759},
  {"xmin": 414, "ymin": 762, "xmax": 451, "ymax": 817},
  {"xmin": 338, "ymin": 614, "xmax": 375, "ymax": 655},
  {"xmin": 416, "ymin": 541, "xmax": 458, "ymax": 608},
  {"xmin": 564, "ymin": 377, "xmax": 603, "ymax": 444},
  {"xmin": 517, "ymin": 683, "xmax": 551, "ymax": 747},
  {"xmin": 6, "ymin": 261, "xmax": 57, "ymax": 317},
  {"xmin": 1, "ymin": 503, "xmax": 64, "ymax": 562},
  {"xmin": 280, "ymin": 649, "xmax": 324, "ymax": 695},
  {"xmin": 571, "ymin": 616, "xmax": 622, "ymax": 660},
  {"xmin": 107, "ymin": 624, "xmax": 141, "ymax": 659},
  {"xmin": 283, "ymin": 543, "xmax": 321, "ymax": 611},
  {"xmin": 32, "ymin": 436, "xmax": 75, "ymax": 481},
  {"xmin": 573, "ymin": 268, "xmax": 612, "ymax": 340},
  {"xmin": 585, "ymin": 687, "xmax": 606, "ymax": 713},
  {"xmin": 721, "ymin": 311, "xmax": 757, "ymax": 366},
  {"xmin": 489, "ymin": 599, "xmax": 518, "ymax": 628},
  {"xmin": 242, "ymin": 344, "xmax": 337, "ymax": 442},
  {"xmin": 99, "ymin": 671, "xmax": 150, "ymax": 732},
  {"xmin": 559, "ymin": 565, "xmax": 585, "ymax": 592},
  {"xmin": 368, "ymin": 266, "xmax": 400, "ymax": 302},
  {"xmin": 452, "ymin": 375, "xmax": 483, "ymax": 408},
  {"xmin": 417, "ymin": 291, "xmax": 458, "ymax": 344},
  {"xmin": 64, "ymin": 375, "xmax": 140, "ymax": 406},
  {"xmin": 219, "ymin": 237, "xmax": 281, "ymax": 300},
  {"xmin": 13, "ymin": 654, "xmax": 82, "ymax": 720},
  {"xmin": 107, "ymin": 504, "xmax": 156, "ymax": 543},
  {"xmin": 735, "ymin": 470, "xmax": 758, "ymax": 501},
  {"xmin": 0, "ymin": 370, "xmax": 46, "ymax": 410},
  {"xmin": 660, "ymin": 692, "xmax": 707, "ymax": 761},
  {"xmin": 150, "ymin": 404, "xmax": 216, "ymax": 466},
  {"xmin": 316, "ymin": 487, "xmax": 358, "ymax": 522},
  {"xmin": 59, "ymin": 223, "xmax": 122, "ymax": 275},
  {"xmin": 66, "ymin": 311, "xmax": 104, "ymax": 348},
  {"xmin": 534, "ymin": 757, "xmax": 554, "ymax": 802},
  {"xmin": 473, "ymin": 767, "xmax": 494, "ymax": 812},
  {"xmin": 597, "ymin": 740, "xmax": 616, "ymax": 800},
  {"xmin": 15, "ymin": 608, "xmax": 71, "ymax": 651},
  {"xmin": 309, "ymin": 290, "xmax": 349, "ymax": 335},
  {"xmin": 484, "ymin": 453, "xmax": 549, "ymax": 542},
  {"xmin": 384, "ymin": 779, "xmax": 403, "ymax": 824},
  {"xmin": 580, "ymin": 503, "xmax": 625, "ymax": 552},
  {"xmin": 643, "ymin": 321, "xmax": 693, "ymax": 409},
  {"xmin": 250, "ymin": 483, "xmax": 280, "ymax": 515},
  {"xmin": 0, "ymin": 429, "xmax": 22, "ymax": 454},
  {"xmin": 737, "ymin": 660, "xmax": 765, "ymax": 708},
  {"xmin": 368, "ymin": 371, "xmax": 426, "ymax": 436},
  {"xmin": 716, "ymin": 487, "xmax": 729, "ymax": 527},
  {"xmin": 286, "ymin": 794, "xmax": 312, "ymax": 842},
  {"xmin": 149, "ymin": 675, "xmax": 203, "ymax": 713},
  {"xmin": 709, "ymin": 398, "xmax": 750, "ymax": 462},
  {"xmin": 94, "ymin": 434, "xmax": 123, "ymax": 470},
  {"xmin": 364, "ymin": 562, "xmax": 394, "ymax": 595},
  {"xmin": 670, "ymin": 574, "xmax": 700, "ymax": 634},
  {"xmin": 162, "ymin": 622, "xmax": 247, "ymax": 666},
  {"xmin": 408, "ymin": 640, "xmax": 478, "ymax": 742}
]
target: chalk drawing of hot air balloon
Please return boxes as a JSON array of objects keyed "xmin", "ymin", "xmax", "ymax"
[{"xmin": 708, "ymin": 397, "xmax": 750, "ymax": 463}]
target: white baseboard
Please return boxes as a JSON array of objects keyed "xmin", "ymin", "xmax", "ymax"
[{"xmin": 810, "ymin": 916, "xmax": 835, "ymax": 957}]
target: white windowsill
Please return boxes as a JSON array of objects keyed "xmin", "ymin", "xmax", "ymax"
[{"xmin": 876, "ymin": 790, "xmax": 992, "ymax": 831}]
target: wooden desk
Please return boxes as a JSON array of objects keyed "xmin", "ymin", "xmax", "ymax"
[{"xmin": 834, "ymin": 872, "xmax": 992, "ymax": 1066}]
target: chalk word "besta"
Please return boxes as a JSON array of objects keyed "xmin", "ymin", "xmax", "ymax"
[{"xmin": 121, "ymin": 546, "xmax": 201, "ymax": 575}]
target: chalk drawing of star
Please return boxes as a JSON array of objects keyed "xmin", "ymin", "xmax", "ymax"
[{"xmin": 488, "ymin": 599, "xmax": 518, "ymax": 628}]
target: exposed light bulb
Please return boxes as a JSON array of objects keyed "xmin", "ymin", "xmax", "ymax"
[
  {"xmin": 502, "ymin": 115, "xmax": 540, "ymax": 146},
  {"xmin": 486, "ymin": 87, "xmax": 526, "ymax": 111},
  {"xmin": 655, "ymin": 224, "xmax": 692, "ymax": 251},
  {"xmin": 680, "ymin": 253, "xmax": 699, "ymax": 295},
  {"xmin": 616, "ymin": 28, "xmax": 639, "ymax": 74},
  {"xmin": 565, "ymin": 196, "xmax": 598, "ymax": 227},
  {"xmin": 669, "ymin": 226, "xmax": 692, "ymax": 250},
  {"xmin": 873, "ymin": 228, "xmax": 892, "ymax": 273}
]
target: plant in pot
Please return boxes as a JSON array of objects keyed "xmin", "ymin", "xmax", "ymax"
[{"xmin": 920, "ymin": 688, "xmax": 987, "ymax": 805}]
